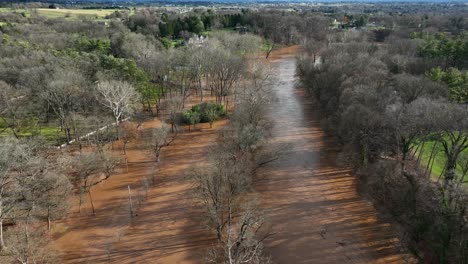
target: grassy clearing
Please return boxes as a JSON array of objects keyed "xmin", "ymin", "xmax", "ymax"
[
  {"xmin": 201, "ymin": 27, "xmax": 235, "ymax": 36},
  {"xmin": 0, "ymin": 118, "xmax": 64, "ymax": 143},
  {"xmin": 161, "ymin": 37, "xmax": 184, "ymax": 48},
  {"xmin": 0, "ymin": 7, "xmax": 119, "ymax": 20},
  {"xmin": 415, "ymin": 140, "xmax": 467, "ymax": 185}
]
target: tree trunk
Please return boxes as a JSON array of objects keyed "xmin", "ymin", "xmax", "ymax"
[
  {"xmin": 0, "ymin": 220, "xmax": 5, "ymax": 250},
  {"xmin": 46, "ymin": 101, "xmax": 50, "ymax": 123},
  {"xmin": 128, "ymin": 185, "xmax": 134, "ymax": 218},
  {"xmin": 115, "ymin": 117, "xmax": 120, "ymax": 140},
  {"xmin": 47, "ymin": 205, "xmax": 51, "ymax": 231},
  {"xmin": 147, "ymin": 100, "xmax": 154, "ymax": 116},
  {"xmin": 78, "ymin": 189, "xmax": 83, "ymax": 214},
  {"xmin": 199, "ymin": 79, "xmax": 203, "ymax": 102},
  {"xmin": 65, "ymin": 126, "xmax": 71, "ymax": 143},
  {"xmin": 425, "ymin": 142, "xmax": 438, "ymax": 178},
  {"xmin": 88, "ymin": 191, "xmax": 95, "ymax": 216},
  {"xmin": 444, "ymin": 153, "xmax": 458, "ymax": 186},
  {"xmin": 361, "ymin": 144, "xmax": 369, "ymax": 168},
  {"xmin": 10, "ymin": 127, "xmax": 19, "ymax": 139},
  {"xmin": 417, "ymin": 141, "xmax": 426, "ymax": 163},
  {"xmin": 266, "ymin": 46, "xmax": 273, "ymax": 59},
  {"xmin": 125, "ymin": 157, "xmax": 129, "ymax": 173}
]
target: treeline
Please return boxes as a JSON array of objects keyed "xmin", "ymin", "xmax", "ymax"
[
  {"xmin": 107, "ymin": 8, "xmax": 330, "ymax": 46},
  {"xmin": 0, "ymin": 7, "xmax": 270, "ymax": 263},
  {"xmin": 298, "ymin": 11, "xmax": 467, "ymax": 264},
  {"xmin": 189, "ymin": 55, "xmax": 275, "ymax": 264},
  {"xmin": 0, "ymin": 6, "xmax": 268, "ymax": 155}
]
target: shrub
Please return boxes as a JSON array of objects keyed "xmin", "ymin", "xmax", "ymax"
[
  {"xmin": 182, "ymin": 110, "xmax": 200, "ymax": 131},
  {"xmin": 183, "ymin": 102, "xmax": 225, "ymax": 128}
]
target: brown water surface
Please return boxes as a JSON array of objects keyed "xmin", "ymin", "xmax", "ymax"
[
  {"xmin": 256, "ymin": 52, "xmax": 411, "ymax": 263},
  {"xmin": 52, "ymin": 47, "xmax": 411, "ymax": 263}
]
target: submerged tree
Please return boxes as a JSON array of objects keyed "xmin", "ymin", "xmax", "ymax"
[
  {"xmin": 145, "ymin": 124, "xmax": 174, "ymax": 163},
  {"xmin": 6, "ymin": 224, "xmax": 58, "ymax": 264},
  {"xmin": 70, "ymin": 151, "xmax": 120, "ymax": 215}
]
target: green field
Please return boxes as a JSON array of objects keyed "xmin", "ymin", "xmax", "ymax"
[
  {"xmin": 201, "ymin": 27, "xmax": 235, "ymax": 36},
  {"xmin": 0, "ymin": 7, "xmax": 121, "ymax": 20},
  {"xmin": 0, "ymin": 118, "xmax": 64, "ymax": 143},
  {"xmin": 416, "ymin": 140, "xmax": 467, "ymax": 185}
]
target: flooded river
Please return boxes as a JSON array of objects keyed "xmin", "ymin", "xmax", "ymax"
[
  {"xmin": 256, "ymin": 54, "xmax": 410, "ymax": 263},
  {"xmin": 54, "ymin": 48, "xmax": 410, "ymax": 263}
]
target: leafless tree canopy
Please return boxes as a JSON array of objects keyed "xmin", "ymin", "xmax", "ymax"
[{"xmin": 96, "ymin": 80, "xmax": 140, "ymax": 125}]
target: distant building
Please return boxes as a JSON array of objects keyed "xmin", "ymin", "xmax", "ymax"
[
  {"xmin": 187, "ymin": 34, "xmax": 206, "ymax": 47},
  {"xmin": 234, "ymin": 25, "xmax": 247, "ymax": 34},
  {"xmin": 331, "ymin": 19, "xmax": 341, "ymax": 29}
]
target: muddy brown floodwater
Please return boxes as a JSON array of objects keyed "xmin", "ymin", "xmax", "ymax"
[
  {"xmin": 256, "ymin": 50, "xmax": 412, "ymax": 263},
  {"xmin": 53, "ymin": 47, "xmax": 412, "ymax": 264},
  {"xmin": 53, "ymin": 117, "xmax": 220, "ymax": 263}
]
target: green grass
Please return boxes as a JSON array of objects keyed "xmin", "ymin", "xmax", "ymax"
[
  {"xmin": 415, "ymin": 140, "xmax": 467, "ymax": 184},
  {"xmin": 0, "ymin": 118, "xmax": 64, "ymax": 143},
  {"xmin": 261, "ymin": 41, "xmax": 274, "ymax": 52},
  {"xmin": 161, "ymin": 37, "xmax": 184, "ymax": 48},
  {"xmin": 201, "ymin": 27, "xmax": 235, "ymax": 36},
  {"xmin": 0, "ymin": 7, "xmax": 118, "ymax": 20}
]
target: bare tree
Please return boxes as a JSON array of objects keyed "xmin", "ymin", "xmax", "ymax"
[
  {"xmin": 189, "ymin": 156, "xmax": 250, "ymax": 241},
  {"xmin": 0, "ymin": 81, "xmax": 28, "ymax": 138},
  {"xmin": 190, "ymin": 155, "xmax": 271, "ymax": 264},
  {"xmin": 5, "ymin": 223, "xmax": 57, "ymax": 264},
  {"xmin": 100, "ymin": 150, "xmax": 121, "ymax": 180},
  {"xmin": 119, "ymin": 121, "xmax": 139, "ymax": 156},
  {"xmin": 188, "ymin": 46, "xmax": 207, "ymax": 102},
  {"xmin": 205, "ymin": 48, "xmax": 244, "ymax": 105},
  {"xmin": 70, "ymin": 151, "xmax": 121, "ymax": 216},
  {"xmin": 212, "ymin": 32, "xmax": 263, "ymax": 55},
  {"xmin": 166, "ymin": 96, "xmax": 183, "ymax": 133},
  {"xmin": 0, "ymin": 137, "xmax": 30, "ymax": 250},
  {"xmin": 385, "ymin": 97, "xmax": 435, "ymax": 163},
  {"xmin": 169, "ymin": 49, "xmax": 193, "ymax": 108},
  {"xmin": 429, "ymin": 101, "xmax": 468, "ymax": 186},
  {"xmin": 145, "ymin": 124, "xmax": 174, "ymax": 163},
  {"xmin": 35, "ymin": 170, "xmax": 72, "ymax": 231},
  {"xmin": 42, "ymin": 69, "xmax": 88, "ymax": 142},
  {"xmin": 302, "ymin": 38, "xmax": 325, "ymax": 64},
  {"xmin": 95, "ymin": 80, "xmax": 140, "ymax": 127},
  {"xmin": 84, "ymin": 116, "xmax": 116, "ymax": 154},
  {"xmin": 71, "ymin": 152, "xmax": 101, "ymax": 215}
]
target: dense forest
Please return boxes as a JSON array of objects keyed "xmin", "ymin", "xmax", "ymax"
[
  {"xmin": 298, "ymin": 9, "xmax": 468, "ymax": 264},
  {"xmin": 0, "ymin": 3, "xmax": 467, "ymax": 264}
]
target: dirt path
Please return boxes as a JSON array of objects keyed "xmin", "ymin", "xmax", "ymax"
[{"xmin": 256, "ymin": 52, "xmax": 412, "ymax": 263}]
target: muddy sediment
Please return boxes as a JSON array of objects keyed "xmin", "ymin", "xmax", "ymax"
[{"xmin": 53, "ymin": 47, "xmax": 410, "ymax": 263}]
